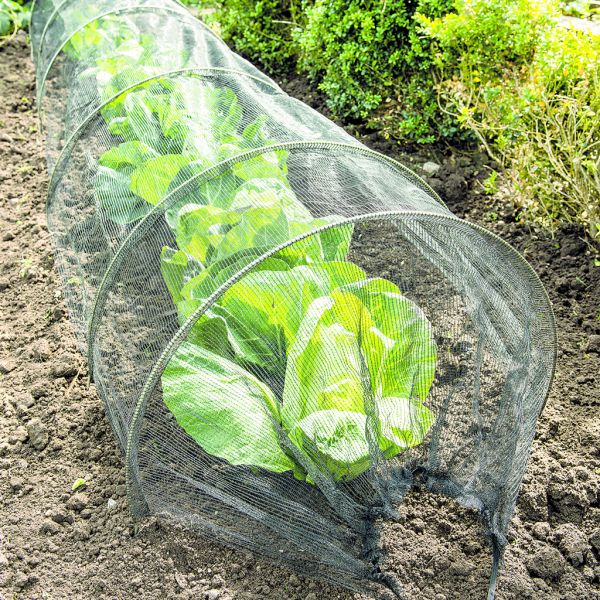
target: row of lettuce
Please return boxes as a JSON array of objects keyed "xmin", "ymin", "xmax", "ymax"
[
  {"xmin": 60, "ymin": 14, "xmax": 437, "ymax": 483},
  {"xmin": 210, "ymin": 0, "xmax": 600, "ymax": 238}
]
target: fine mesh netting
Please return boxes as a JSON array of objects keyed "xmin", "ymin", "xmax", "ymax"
[{"xmin": 30, "ymin": 1, "xmax": 557, "ymax": 597}]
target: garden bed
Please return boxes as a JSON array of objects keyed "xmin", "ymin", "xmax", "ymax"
[{"xmin": 0, "ymin": 33, "xmax": 599, "ymax": 600}]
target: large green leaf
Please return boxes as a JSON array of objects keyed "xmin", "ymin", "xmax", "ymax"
[
  {"xmin": 179, "ymin": 256, "xmax": 290, "ymax": 359},
  {"xmin": 144, "ymin": 91, "xmax": 188, "ymax": 143},
  {"xmin": 94, "ymin": 166, "xmax": 152, "ymax": 225},
  {"xmin": 377, "ymin": 396, "xmax": 435, "ymax": 458},
  {"xmin": 210, "ymin": 262, "xmax": 366, "ymax": 372},
  {"xmin": 274, "ymin": 220, "xmax": 354, "ymax": 266},
  {"xmin": 99, "ymin": 67, "xmax": 166, "ymax": 116},
  {"xmin": 164, "ymin": 163, "xmax": 239, "ymax": 227},
  {"xmin": 160, "ymin": 247, "xmax": 203, "ymax": 305},
  {"xmin": 130, "ymin": 154, "xmax": 192, "ymax": 205},
  {"xmin": 107, "ymin": 90, "xmax": 162, "ymax": 148},
  {"xmin": 231, "ymin": 149, "xmax": 289, "ymax": 182},
  {"xmin": 309, "ymin": 218, "xmax": 353, "ymax": 262},
  {"xmin": 211, "ymin": 207, "xmax": 290, "ymax": 263},
  {"xmin": 98, "ymin": 141, "xmax": 158, "ymax": 170},
  {"xmin": 179, "ymin": 253, "xmax": 286, "ymax": 311},
  {"xmin": 174, "ymin": 204, "xmax": 241, "ymax": 264},
  {"xmin": 229, "ymin": 178, "xmax": 313, "ymax": 223},
  {"xmin": 0, "ymin": 12, "xmax": 10, "ymax": 38},
  {"xmin": 339, "ymin": 278, "xmax": 437, "ymax": 401},
  {"xmin": 181, "ymin": 83, "xmax": 242, "ymax": 142},
  {"xmin": 162, "ymin": 343, "xmax": 298, "ymax": 474},
  {"xmin": 281, "ymin": 296, "xmax": 367, "ymax": 429},
  {"xmin": 242, "ymin": 114, "xmax": 269, "ymax": 145}
]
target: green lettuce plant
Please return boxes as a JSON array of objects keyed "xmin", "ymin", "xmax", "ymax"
[
  {"xmin": 162, "ymin": 273, "xmax": 436, "ymax": 482},
  {"xmin": 64, "ymin": 15, "xmax": 438, "ymax": 482}
]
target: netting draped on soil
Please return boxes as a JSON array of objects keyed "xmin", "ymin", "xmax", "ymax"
[{"xmin": 30, "ymin": 1, "xmax": 557, "ymax": 597}]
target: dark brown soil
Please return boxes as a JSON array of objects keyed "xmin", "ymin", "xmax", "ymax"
[{"xmin": 1, "ymin": 33, "xmax": 599, "ymax": 600}]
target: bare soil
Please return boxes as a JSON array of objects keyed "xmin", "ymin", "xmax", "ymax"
[{"xmin": 1, "ymin": 34, "xmax": 599, "ymax": 600}]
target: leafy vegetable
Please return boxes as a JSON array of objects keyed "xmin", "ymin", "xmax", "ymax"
[
  {"xmin": 282, "ymin": 279, "xmax": 436, "ymax": 425},
  {"xmin": 163, "ymin": 343, "xmax": 300, "ymax": 475},
  {"xmin": 278, "ymin": 278, "xmax": 436, "ymax": 479},
  {"xmin": 288, "ymin": 410, "xmax": 372, "ymax": 482},
  {"xmin": 75, "ymin": 14, "xmax": 437, "ymax": 484},
  {"xmin": 191, "ymin": 261, "xmax": 367, "ymax": 374},
  {"xmin": 163, "ymin": 268, "xmax": 436, "ymax": 482}
]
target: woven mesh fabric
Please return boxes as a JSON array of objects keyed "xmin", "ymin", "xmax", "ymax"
[{"xmin": 30, "ymin": 1, "xmax": 557, "ymax": 597}]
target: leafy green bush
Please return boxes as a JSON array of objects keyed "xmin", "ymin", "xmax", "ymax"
[
  {"xmin": 295, "ymin": 0, "xmax": 455, "ymax": 143},
  {"xmin": 419, "ymin": 0, "xmax": 600, "ymax": 236},
  {"xmin": 214, "ymin": 0, "xmax": 458, "ymax": 142},
  {"xmin": 216, "ymin": 0, "xmax": 305, "ymax": 72},
  {"xmin": 416, "ymin": 0, "xmax": 556, "ymax": 76}
]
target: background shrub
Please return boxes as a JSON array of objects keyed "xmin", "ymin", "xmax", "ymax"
[
  {"xmin": 172, "ymin": 1, "xmax": 600, "ymax": 236},
  {"xmin": 420, "ymin": 0, "xmax": 600, "ymax": 236},
  {"xmin": 295, "ymin": 0, "xmax": 455, "ymax": 143},
  {"xmin": 0, "ymin": 0, "xmax": 30, "ymax": 43},
  {"xmin": 216, "ymin": 0, "xmax": 305, "ymax": 72}
]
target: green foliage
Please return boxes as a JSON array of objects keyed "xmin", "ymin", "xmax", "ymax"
[
  {"xmin": 420, "ymin": 0, "xmax": 600, "ymax": 236},
  {"xmin": 163, "ymin": 342, "xmax": 301, "ymax": 476},
  {"xmin": 295, "ymin": 0, "xmax": 454, "ymax": 143},
  {"xmin": 0, "ymin": 0, "xmax": 30, "ymax": 41},
  {"xmin": 67, "ymin": 14, "xmax": 437, "ymax": 482},
  {"xmin": 94, "ymin": 75, "xmax": 291, "ymax": 223},
  {"xmin": 211, "ymin": 0, "xmax": 598, "ymax": 235},
  {"xmin": 216, "ymin": 0, "xmax": 305, "ymax": 72},
  {"xmin": 417, "ymin": 0, "xmax": 556, "ymax": 76},
  {"xmin": 164, "ymin": 268, "xmax": 436, "ymax": 482}
]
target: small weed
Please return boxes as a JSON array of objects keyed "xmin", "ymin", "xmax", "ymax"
[
  {"xmin": 71, "ymin": 478, "xmax": 87, "ymax": 492},
  {"xmin": 482, "ymin": 170, "xmax": 499, "ymax": 195},
  {"xmin": 19, "ymin": 257, "xmax": 32, "ymax": 278}
]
